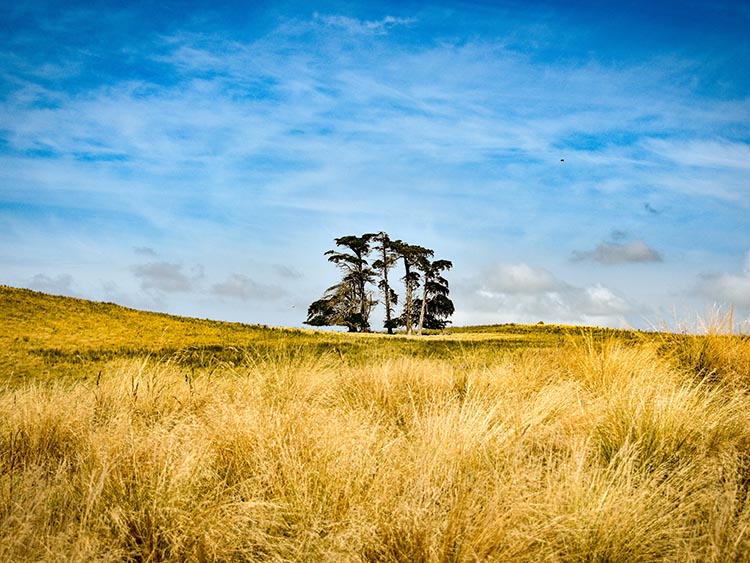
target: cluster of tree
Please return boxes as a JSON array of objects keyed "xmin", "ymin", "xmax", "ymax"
[{"xmin": 304, "ymin": 232, "xmax": 454, "ymax": 334}]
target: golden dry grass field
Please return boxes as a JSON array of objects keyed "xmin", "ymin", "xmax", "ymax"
[{"xmin": 2, "ymin": 285, "xmax": 750, "ymax": 562}]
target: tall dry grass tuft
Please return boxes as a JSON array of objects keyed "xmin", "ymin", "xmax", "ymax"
[
  {"xmin": 660, "ymin": 308, "xmax": 750, "ymax": 389},
  {"xmin": 3, "ymin": 333, "xmax": 750, "ymax": 561}
]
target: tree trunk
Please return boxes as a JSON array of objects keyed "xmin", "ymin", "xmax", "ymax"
[
  {"xmin": 382, "ymin": 246, "xmax": 393, "ymax": 335},
  {"xmin": 404, "ymin": 259, "xmax": 413, "ymax": 335},
  {"xmin": 417, "ymin": 282, "xmax": 428, "ymax": 335}
]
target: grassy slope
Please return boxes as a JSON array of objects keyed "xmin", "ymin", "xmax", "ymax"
[
  {"xmin": 0, "ymin": 285, "xmax": 636, "ymax": 383},
  {"xmin": 0, "ymin": 285, "xmax": 298, "ymax": 381}
]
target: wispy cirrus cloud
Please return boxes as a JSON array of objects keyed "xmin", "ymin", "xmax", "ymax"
[
  {"xmin": 3, "ymin": 17, "xmax": 747, "ymax": 215},
  {"xmin": 645, "ymin": 138, "xmax": 750, "ymax": 170},
  {"xmin": 314, "ymin": 13, "xmax": 416, "ymax": 35}
]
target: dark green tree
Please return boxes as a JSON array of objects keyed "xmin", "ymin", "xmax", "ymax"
[
  {"xmin": 306, "ymin": 233, "xmax": 454, "ymax": 334},
  {"xmin": 393, "ymin": 241, "xmax": 433, "ymax": 335},
  {"xmin": 304, "ymin": 278, "xmax": 367, "ymax": 332},
  {"xmin": 305, "ymin": 234, "xmax": 376, "ymax": 332},
  {"xmin": 415, "ymin": 258, "xmax": 454, "ymax": 333},
  {"xmin": 370, "ymin": 231, "xmax": 400, "ymax": 334}
]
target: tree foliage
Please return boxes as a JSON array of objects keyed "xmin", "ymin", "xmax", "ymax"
[
  {"xmin": 306, "ymin": 235, "xmax": 377, "ymax": 332},
  {"xmin": 305, "ymin": 279, "xmax": 374, "ymax": 332},
  {"xmin": 415, "ymin": 258, "xmax": 454, "ymax": 332},
  {"xmin": 392, "ymin": 242, "xmax": 433, "ymax": 335},
  {"xmin": 305, "ymin": 232, "xmax": 454, "ymax": 333},
  {"xmin": 371, "ymin": 232, "xmax": 400, "ymax": 334}
]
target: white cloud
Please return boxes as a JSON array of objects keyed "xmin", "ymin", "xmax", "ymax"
[
  {"xmin": 575, "ymin": 284, "xmax": 632, "ymax": 316},
  {"xmin": 460, "ymin": 262, "xmax": 634, "ymax": 327},
  {"xmin": 697, "ymin": 273, "xmax": 750, "ymax": 308},
  {"xmin": 692, "ymin": 252, "xmax": 750, "ymax": 317},
  {"xmin": 314, "ymin": 14, "xmax": 416, "ymax": 35},
  {"xmin": 645, "ymin": 138, "xmax": 750, "ymax": 170},
  {"xmin": 479, "ymin": 262, "xmax": 560, "ymax": 295},
  {"xmin": 700, "ymin": 274, "xmax": 750, "ymax": 307}
]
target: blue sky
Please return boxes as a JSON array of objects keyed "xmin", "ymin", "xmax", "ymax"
[{"xmin": 1, "ymin": 0, "xmax": 749, "ymax": 330}]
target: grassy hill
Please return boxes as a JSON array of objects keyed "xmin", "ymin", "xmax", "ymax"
[
  {"xmin": 1, "ymin": 285, "xmax": 300, "ymax": 382},
  {"xmin": 0, "ymin": 285, "xmax": 635, "ymax": 383},
  {"xmin": 2, "ymin": 284, "xmax": 750, "ymax": 562}
]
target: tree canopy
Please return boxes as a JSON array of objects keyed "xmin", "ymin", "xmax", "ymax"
[{"xmin": 305, "ymin": 233, "xmax": 454, "ymax": 333}]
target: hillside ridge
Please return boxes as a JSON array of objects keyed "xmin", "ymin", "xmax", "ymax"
[{"xmin": 0, "ymin": 284, "xmax": 639, "ymax": 383}]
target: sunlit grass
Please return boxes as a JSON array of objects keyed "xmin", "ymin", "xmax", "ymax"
[
  {"xmin": 0, "ymin": 285, "xmax": 640, "ymax": 384},
  {"xmin": 2, "ymin": 285, "xmax": 750, "ymax": 561}
]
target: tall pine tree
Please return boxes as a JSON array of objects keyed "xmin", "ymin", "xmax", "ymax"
[
  {"xmin": 415, "ymin": 258, "xmax": 454, "ymax": 333},
  {"xmin": 393, "ymin": 242, "xmax": 433, "ymax": 335},
  {"xmin": 370, "ymin": 231, "xmax": 399, "ymax": 334}
]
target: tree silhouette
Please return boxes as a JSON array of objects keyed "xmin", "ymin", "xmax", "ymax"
[
  {"xmin": 304, "ymin": 279, "xmax": 367, "ymax": 332},
  {"xmin": 305, "ymin": 234, "xmax": 376, "ymax": 332},
  {"xmin": 393, "ymin": 241, "xmax": 433, "ymax": 335},
  {"xmin": 415, "ymin": 258, "xmax": 454, "ymax": 333},
  {"xmin": 371, "ymin": 231, "xmax": 399, "ymax": 334},
  {"xmin": 306, "ymin": 233, "xmax": 454, "ymax": 334}
]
